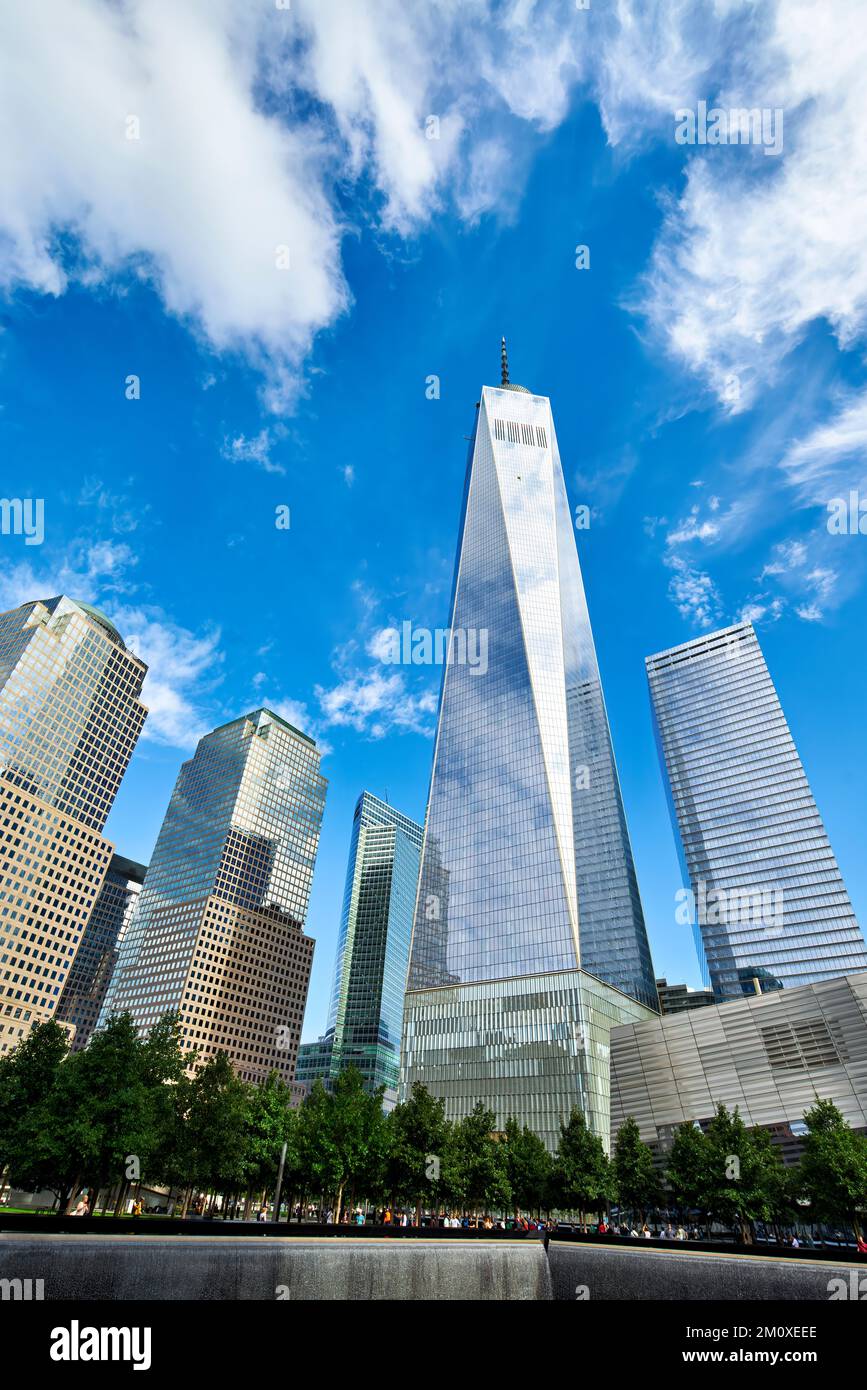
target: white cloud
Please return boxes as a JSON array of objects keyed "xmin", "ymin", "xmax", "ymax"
[
  {"xmin": 316, "ymin": 668, "xmax": 437, "ymax": 739},
  {"xmin": 759, "ymin": 538, "xmax": 807, "ymax": 578},
  {"xmin": 747, "ymin": 537, "xmax": 845, "ymax": 625},
  {"xmin": 221, "ymin": 429, "xmax": 284, "ymax": 475},
  {"xmin": 0, "ymin": 538, "xmax": 137, "ymax": 613},
  {"xmin": 737, "ymin": 595, "xmax": 785, "ymax": 625},
  {"xmin": 1, "ymin": 0, "xmax": 864, "ymax": 427},
  {"xmin": 109, "ymin": 605, "xmax": 222, "ymax": 749},
  {"xmin": 633, "ymin": 0, "xmax": 867, "ymax": 408},
  {"xmin": 0, "ymin": 0, "xmax": 347, "ymax": 411},
  {"xmin": 739, "ymin": 602, "xmax": 766, "ymax": 624},
  {"xmin": 366, "ymin": 627, "xmax": 400, "ymax": 662},
  {"xmin": 666, "ymin": 507, "xmax": 720, "ymax": 545},
  {"xmin": 664, "ymin": 552, "xmax": 723, "ymax": 629},
  {"xmin": 805, "ymin": 565, "xmax": 836, "ymax": 600},
  {"xmin": 795, "ymin": 602, "xmax": 823, "ymax": 622},
  {"xmin": 778, "ymin": 390, "xmax": 867, "ymax": 505}
]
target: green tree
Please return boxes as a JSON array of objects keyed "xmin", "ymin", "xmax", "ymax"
[
  {"xmin": 795, "ymin": 1098, "xmax": 867, "ymax": 1239},
  {"xmin": 183, "ymin": 1052, "xmax": 251, "ymax": 1211},
  {"xmin": 612, "ymin": 1116, "xmax": 661, "ymax": 1222},
  {"xmin": 0, "ymin": 1020, "xmax": 70, "ymax": 1206},
  {"xmin": 10, "ymin": 1014, "xmax": 151, "ymax": 1211},
  {"xmin": 385, "ymin": 1081, "xmax": 450, "ymax": 1218},
  {"xmin": 444, "ymin": 1104, "xmax": 511, "ymax": 1215},
  {"xmin": 665, "ymin": 1120, "xmax": 710, "ymax": 1219},
  {"xmin": 134, "ymin": 1014, "xmax": 195, "ymax": 1209},
  {"xmin": 295, "ymin": 1079, "xmax": 342, "ymax": 1213},
  {"xmin": 702, "ymin": 1103, "xmax": 788, "ymax": 1243},
  {"xmin": 328, "ymin": 1067, "xmax": 388, "ymax": 1221},
  {"xmin": 502, "ymin": 1117, "xmax": 552, "ymax": 1217},
  {"xmin": 552, "ymin": 1107, "xmax": 610, "ymax": 1225},
  {"xmin": 242, "ymin": 1071, "xmax": 298, "ymax": 1216}
]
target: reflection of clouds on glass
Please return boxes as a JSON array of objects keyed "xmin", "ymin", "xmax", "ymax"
[
  {"xmin": 408, "ymin": 388, "xmax": 656, "ymax": 1010},
  {"xmin": 647, "ymin": 624, "xmax": 867, "ymax": 998}
]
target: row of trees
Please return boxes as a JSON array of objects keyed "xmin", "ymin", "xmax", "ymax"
[{"xmin": 1, "ymin": 1015, "xmax": 865, "ymax": 1237}]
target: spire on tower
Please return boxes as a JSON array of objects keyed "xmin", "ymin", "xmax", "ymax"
[{"xmin": 500, "ymin": 336, "xmax": 510, "ymax": 387}]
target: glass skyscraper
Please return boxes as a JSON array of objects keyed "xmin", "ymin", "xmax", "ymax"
[
  {"xmin": 99, "ymin": 709, "xmax": 326, "ymax": 1083},
  {"xmin": 401, "ymin": 349, "xmax": 658, "ymax": 1150},
  {"xmin": 646, "ymin": 621, "xmax": 867, "ymax": 1000},
  {"xmin": 298, "ymin": 792, "xmax": 422, "ymax": 1107},
  {"xmin": 0, "ymin": 596, "xmax": 147, "ymax": 832},
  {"xmin": 57, "ymin": 854, "xmax": 146, "ymax": 1052},
  {"xmin": 0, "ymin": 596, "xmax": 148, "ymax": 1051}
]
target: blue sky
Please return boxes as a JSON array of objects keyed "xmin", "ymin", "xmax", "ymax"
[{"xmin": 1, "ymin": 1, "xmax": 865, "ymax": 1037}]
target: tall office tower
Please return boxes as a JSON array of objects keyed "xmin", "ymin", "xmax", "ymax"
[
  {"xmin": 57, "ymin": 854, "xmax": 146, "ymax": 1052},
  {"xmin": 98, "ymin": 709, "xmax": 327, "ymax": 1083},
  {"xmin": 401, "ymin": 346, "xmax": 658, "ymax": 1151},
  {"xmin": 298, "ymin": 792, "xmax": 422, "ymax": 1107},
  {"xmin": 0, "ymin": 597, "xmax": 148, "ymax": 1053},
  {"xmin": 646, "ymin": 621, "xmax": 867, "ymax": 1001}
]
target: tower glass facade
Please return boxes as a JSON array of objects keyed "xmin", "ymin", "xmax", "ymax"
[
  {"xmin": 329, "ymin": 793, "xmax": 422, "ymax": 1102},
  {"xmin": 402, "ymin": 368, "xmax": 658, "ymax": 1148},
  {"xmin": 299, "ymin": 792, "xmax": 422, "ymax": 1106},
  {"xmin": 0, "ymin": 596, "xmax": 148, "ymax": 1049},
  {"xmin": 646, "ymin": 622, "xmax": 867, "ymax": 1000},
  {"xmin": 99, "ymin": 709, "xmax": 326, "ymax": 1082},
  {"xmin": 57, "ymin": 854, "xmax": 146, "ymax": 1051},
  {"xmin": 0, "ymin": 596, "xmax": 148, "ymax": 832},
  {"xmin": 409, "ymin": 384, "xmax": 656, "ymax": 1006}
]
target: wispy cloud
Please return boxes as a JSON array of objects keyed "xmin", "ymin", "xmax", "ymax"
[
  {"xmin": 634, "ymin": 0, "xmax": 867, "ymax": 410},
  {"xmin": 316, "ymin": 669, "xmax": 437, "ymax": 740},
  {"xmin": 779, "ymin": 390, "xmax": 867, "ymax": 504},
  {"xmin": 664, "ymin": 552, "xmax": 723, "ymax": 629},
  {"xmin": 113, "ymin": 605, "xmax": 223, "ymax": 749},
  {"xmin": 221, "ymin": 429, "xmax": 284, "ymax": 475}
]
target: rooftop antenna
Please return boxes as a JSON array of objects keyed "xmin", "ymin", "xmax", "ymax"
[{"xmin": 500, "ymin": 336, "xmax": 510, "ymax": 387}]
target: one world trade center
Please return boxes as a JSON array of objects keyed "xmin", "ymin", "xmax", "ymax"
[{"xmin": 400, "ymin": 345, "xmax": 658, "ymax": 1150}]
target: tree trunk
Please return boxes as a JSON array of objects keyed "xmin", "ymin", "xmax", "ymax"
[{"xmin": 63, "ymin": 1176, "xmax": 83, "ymax": 1214}]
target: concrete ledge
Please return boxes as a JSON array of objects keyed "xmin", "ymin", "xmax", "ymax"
[
  {"xmin": 0, "ymin": 1236, "xmax": 552, "ymax": 1302},
  {"xmin": 547, "ymin": 1241, "xmax": 863, "ymax": 1301},
  {"xmin": 2, "ymin": 1234, "xmax": 862, "ymax": 1301}
]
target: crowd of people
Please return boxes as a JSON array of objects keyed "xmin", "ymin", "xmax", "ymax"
[
  {"xmin": 295, "ymin": 1204, "xmax": 549, "ymax": 1230},
  {"xmin": 63, "ymin": 1194, "xmax": 867, "ymax": 1249}
]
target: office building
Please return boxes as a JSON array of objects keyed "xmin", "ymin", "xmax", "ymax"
[
  {"xmin": 56, "ymin": 854, "xmax": 146, "ymax": 1051},
  {"xmin": 0, "ymin": 597, "xmax": 147, "ymax": 1051},
  {"xmin": 646, "ymin": 622, "xmax": 867, "ymax": 1000},
  {"xmin": 401, "ymin": 346, "xmax": 658, "ymax": 1150},
  {"xmin": 98, "ymin": 709, "xmax": 326, "ymax": 1083},
  {"xmin": 299, "ymin": 791, "xmax": 422, "ymax": 1106}
]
